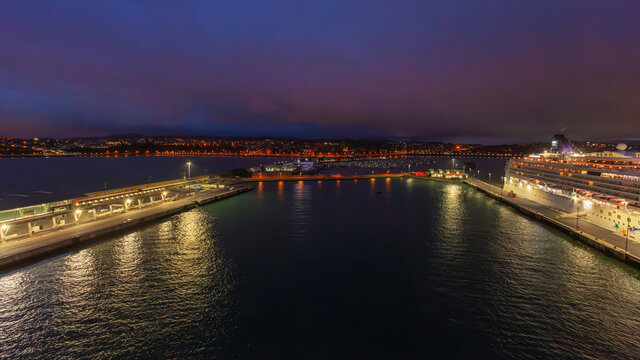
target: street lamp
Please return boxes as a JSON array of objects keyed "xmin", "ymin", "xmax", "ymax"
[
  {"xmin": 573, "ymin": 192, "xmax": 580, "ymax": 230},
  {"xmin": 451, "ymin": 158, "xmax": 455, "ymax": 169},
  {"xmin": 624, "ymin": 203, "xmax": 630, "ymax": 257},
  {"xmin": 186, "ymin": 161, "xmax": 193, "ymax": 193}
]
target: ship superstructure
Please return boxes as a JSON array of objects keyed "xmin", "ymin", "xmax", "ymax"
[{"xmin": 504, "ymin": 138, "xmax": 640, "ymax": 239}]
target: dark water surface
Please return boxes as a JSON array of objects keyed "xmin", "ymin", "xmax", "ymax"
[
  {"xmin": 0, "ymin": 156, "xmax": 282, "ymax": 210},
  {"xmin": 0, "ymin": 156, "xmax": 506, "ymax": 210},
  {"xmin": 2, "ymin": 179, "xmax": 639, "ymax": 359}
]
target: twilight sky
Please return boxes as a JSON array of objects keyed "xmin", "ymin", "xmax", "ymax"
[{"xmin": 1, "ymin": 1, "xmax": 639, "ymax": 143}]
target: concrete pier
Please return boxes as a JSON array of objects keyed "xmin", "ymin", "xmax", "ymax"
[
  {"xmin": 0, "ymin": 186, "xmax": 253, "ymax": 270},
  {"xmin": 464, "ymin": 178, "xmax": 640, "ymax": 268},
  {"xmin": 243, "ymin": 173, "xmax": 407, "ymax": 182}
]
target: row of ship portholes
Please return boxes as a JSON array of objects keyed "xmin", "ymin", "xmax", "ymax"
[{"xmin": 515, "ymin": 183, "xmax": 640, "ymax": 228}]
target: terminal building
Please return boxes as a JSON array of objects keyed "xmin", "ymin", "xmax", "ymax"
[{"xmin": 0, "ymin": 176, "xmax": 224, "ymax": 242}]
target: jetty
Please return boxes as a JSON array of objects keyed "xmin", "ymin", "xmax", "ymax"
[
  {"xmin": 464, "ymin": 178, "xmax": 640, "ymax": 268},
  {"xmin": 242, "ymin": 173, "xmax": 407, "ymax": 182},
  {"xmin": 0, "ymin": 177, "xmax": 253, "ymax": 270},
  {"xmin": 243, "ymin": 169, "xmax": 468, "ymax": 183}
]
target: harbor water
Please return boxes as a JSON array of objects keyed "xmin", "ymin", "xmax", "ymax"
[
  {"xmin": 0, "ymin": 156, "xmax": 504, "ymax": 210},
  {"xmin": 1, "ymin": 178, "xmax": 639, "ymax": 358}
]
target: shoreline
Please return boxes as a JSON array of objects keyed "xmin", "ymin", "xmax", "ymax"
[{"xmin": 0, "ymin": 153, "xmax": 516, "ymax": 159}]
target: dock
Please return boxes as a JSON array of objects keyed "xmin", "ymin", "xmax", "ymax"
[
  {"xmin": 464, "ymin": 178, "xmax": 640, "ymax": 268},
  {"xmin": 242, "ymin": 173, "xmax": 408, "ymax": 182},
  {"xmin": 0, "ymin": 184, "xmax": 253, "ymax": 270}
]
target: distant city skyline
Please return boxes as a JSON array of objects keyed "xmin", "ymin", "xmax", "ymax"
[
  {"xmin": 3, "ymin": 132, "xmax": 632, "ymax": 158},
  {"xmin": 2, "ymin": 1, "xmax": 640, "ymax": 143}
]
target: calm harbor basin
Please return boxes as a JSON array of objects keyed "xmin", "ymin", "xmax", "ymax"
[{"xmin": 1, "ymin": 175, "xmax": 639, "ymax": 359}]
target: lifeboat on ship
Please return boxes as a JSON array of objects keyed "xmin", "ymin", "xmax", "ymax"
[{"xmin": 607, "ymin": 198, "xmax": 621, "ymax": 205}]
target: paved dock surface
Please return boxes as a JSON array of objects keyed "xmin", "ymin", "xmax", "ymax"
[
  {"xmin": 242, "ymin": 173, "xmax": 407, "ymax": 182},
  {"xmin": 0, "ymin": 187, "xmax": 250, "ymax": 269},
  {"xmin": 465, "ymin": 179, "xmax": 640, "ymax": 263}
]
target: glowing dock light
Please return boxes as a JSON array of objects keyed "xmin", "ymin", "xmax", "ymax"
[{"xmin": 0, "ymin": 224, "xmax": 9, "ymax": 241}]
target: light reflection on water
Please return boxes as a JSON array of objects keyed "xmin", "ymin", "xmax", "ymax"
[
  {"xmin": 0, "ymin": 209, "xmax": 237, "ymax": 358},
  {"xmin": 256, "ymin": 181, "xmax": 264, "ymax": 200},
  {"xmin": 0, "ymin": 179, "xmax": 639, "ymax": 358},
  {"xmin": 288, "ymin": 181, "xmax": 316, "ymax": 259}
]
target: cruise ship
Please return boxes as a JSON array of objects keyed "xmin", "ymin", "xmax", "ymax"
[{"xmin": 504, "ymin": 135, "xmax": 640, "ymax": 239}]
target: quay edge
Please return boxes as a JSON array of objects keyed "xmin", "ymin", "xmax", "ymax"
[
  {"xmin": 464, "ymin": 179, "xmax": 640, "ymax": 269},
  {"xmin": 0, "ymin": 186, "xmax": 253, "ymax": 271}
]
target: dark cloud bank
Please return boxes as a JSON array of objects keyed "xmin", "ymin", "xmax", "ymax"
[{"xmin": 1, "ymin": 1, "xmax": 640, "ymax": 143}]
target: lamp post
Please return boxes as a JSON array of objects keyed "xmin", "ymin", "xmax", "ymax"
[
  {"xmin": 574, "ymin": 192, "xmax": 580, "ymax": 230},
  {"xmin": 624, "ymin": 204, "xmax": 630, "ymax": 257},
  {"xmin": 451, "ymin": 158, "xmax": 455, "ymax": 169},
  {"xmin": 489, "ymin": 172, "xmax": 492, "ymax": 183},
  {"xmin": 187, "ymin": 162, "xmax": 192, "ymax": 193},
  {"xmin": 625, "ymin": 224, "xmax": 630, "ymax": 257}
]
